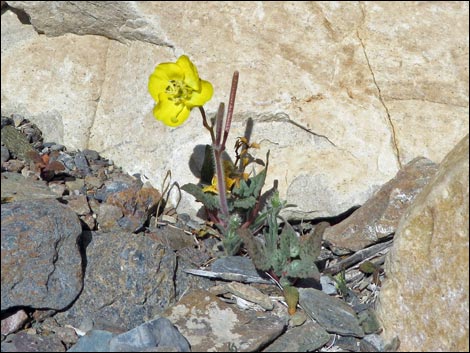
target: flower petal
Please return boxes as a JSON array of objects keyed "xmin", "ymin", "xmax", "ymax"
[
  {"xmin": 148, "ymin": 62, "xmax": 184, "ymax": 102},
  {"xmin": 186, "ymin": 79, "xmax": 214, "ymax": 108},
  {"xmin": 177, "ymin": 55, "xmax": 201, "ymax": 91},
  {"xmin": 153, "ymin": 93, "xmax": 191, "ymax": 127}
]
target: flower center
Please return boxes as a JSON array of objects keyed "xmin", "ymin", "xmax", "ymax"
[{"xmin": 166, "ymin": 79, "xmax": 193, "ymax": 105}]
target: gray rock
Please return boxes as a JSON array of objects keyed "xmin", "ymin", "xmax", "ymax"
[
  {"xmin": 94, "ymin": 174, "xmax": 140, "ymax": 202},
  {"xmin": 1, "ymin": 145, "xmax": 10, "ymax": 164},
  {"xmin": 299, "ymin": 288, "xmax": 364, "ymax": 337},
  {"xmin": 58, "ymin": 152, "xmax": 75, "ymax": 171},
  {"xmin": 1, "ymin": 172, "xmax": 59, "ymax": 201},
  {"xmin": 54, "ymin": 231, "xmax": 177, "ymax": 331},
  {"xmin": 335, "ymin": 335, "xmax": 361, "ymax": 351},
  {"xmin": 68, "ymin": 330, "xmax": 116, "ymax": 352},
  {"xmin": 1, "ymin": 198, "xmax": 83, "ymax": 311},
  {"xmin": 164, "ymin": 289, "xmax": 285, "ymax": 352},
  {"xmin": 74, "ymin": 151, "xmax": 91, "ymax": 176},
  {"xmin": 83, "ymin": 148, "xmax": 101, "ymax": 162},
  {"xmin": 1, "ymin": 329, "xmax": 66, "ymax": 352},
  {"xmin": 263, "ymin": 320, "xmax": 330, "ymax": 352},
  {"xmin": 109, "ymin": 317, "xmax": 190, "ymax": 352},
  {"xmin": 320, "ymin": 275, "xmax": 338, "ymax": 295},
  {"xmin": 360, "ymin": 333, "xmax": 385, "ymax": 352},
  {"xmin": 211, "ymin": 255, "xmax": 264, "ymax": 279}
]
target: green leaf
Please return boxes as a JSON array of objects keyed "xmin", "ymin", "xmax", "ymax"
[
  {"xmin": 232, "ymin": 196, "xmax": 257, "ymax": 210},
  {"xmin": 200, "ymin": 144, "xmax": 215, "ymax": 185},
  {"xmin": 286, "ymin": 260, "xmax": 320, "ymax": 280},
  {"xmin": 181, "ymin": 183, "xmax": 219, "ymax": 210},
  {"xmin": 280, "ymin": 222, "xmax": 300, "ymax": 258}
]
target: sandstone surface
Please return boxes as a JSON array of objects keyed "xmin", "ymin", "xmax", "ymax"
[
  {"xmin": 2, "ymin": 2, "xmax": 468, "ymax": 219},
  {"xmin": 376, "ymin": 134, "xmax": 469, "ymax": 352}
]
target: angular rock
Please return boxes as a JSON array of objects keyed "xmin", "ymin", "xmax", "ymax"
[
  {"xmin": 299, "ymin": 288, "xmax": 364, "ymax": 337},
  {"xmin": 54, "ymin": 231, "xmax": 177, "ymax": 332},
  {"xmin": 6, "ymin": 1, "xmax": 172, "ymax": 45},
  {"xmin": 68, "ymin": 330, "xmax": 116, "ymax": 353},
  {"xmin": 263, "ymin": 320, "xmax": 330, "ymax": 352},
  {"xmin": 211, "ymin": 256, "xmax": 263, "ymax": 279},
  {"xmin": 1, "ymin": 198, "xmax": 83, "ymax": 311},
  {"xmin": 0, "ymin": 125, "xmax": 36, "ymax": 161},
  {"xmin": 109, "ymin": 317, "xmax": 190, "ymax": 352},
  {"xmin": 1, "ymin": 171, "xmax": 58, "ymax": 201},
  {"xmin": 1, "ymin": 309, "xmax": 29, "ymax": 336},
  {"xmin": 2, "ymin": 3, "xmax": 468, "ymax": 221},
  {"xmin": 106, "ymin": 184, "xmax": 162, "ymax": 232},
  {"xmin": 0, "ymin": 331, "xmax": 66, "ymax": 352},
  {"xmin": 324, "ymin": 157, "xmax": 438, "ymax": 252},
  {"xmin": 62, "ymin": 194, "xmax": 91, "ymax": 216},
  {"xmin": 377, "ymin": 134, "xmax": 469, "ymax": 352},
  {"xmin": 164, "ymin": 289, "xmax": 286, "ymax": 352}
]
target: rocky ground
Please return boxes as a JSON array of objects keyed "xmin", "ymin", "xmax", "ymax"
[{"xmin": 0, "ymin": 115, "xmax": 440, "ymax": 352}]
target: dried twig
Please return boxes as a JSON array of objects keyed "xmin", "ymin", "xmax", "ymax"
[
  {"xmin": 323, "ymin": 239, "xmax": 393, "ymax": 275},
  {"xmin": 183, "ymin": 268, "xmax": 272, "ymax": 284}
]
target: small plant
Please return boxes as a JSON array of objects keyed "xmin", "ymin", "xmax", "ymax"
[
  {"xmin": 148, "ymin": 55, "xmax": 327, "ymax": 314},
  {"xmin": 238, "ymin": 191, "xmax": 328, "ymax": 314},
  {"xmin": 148, "ymin": 55, "xmax": 270, "ymax": 255}
]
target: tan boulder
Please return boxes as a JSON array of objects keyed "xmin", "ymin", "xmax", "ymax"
[
  {"xmin": 1, "ymin": 2, "xmax": 468, "ymax": 220},
  {"xmin": 376, "ymin": 134, "xmax": 469, "ymax": 351}
]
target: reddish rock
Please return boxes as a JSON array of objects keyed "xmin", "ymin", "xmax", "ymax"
[{"xmin": 324, "ymin": 157, "xmax": 438, "ymax": 253}]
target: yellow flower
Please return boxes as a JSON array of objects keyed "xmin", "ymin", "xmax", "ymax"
[
  {"xmin": 148, "ymin": 55, "xmax": 213, "ymax": 127},
  {"xmin": 201, "ymin": 160, "xmax": 249, "ymax": 194}
]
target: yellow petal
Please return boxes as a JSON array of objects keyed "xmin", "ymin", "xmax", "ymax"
[
  {"xmin": 177, "ymin": 55, "xmax": 201, "ymax": 91},
  {"xmin": 148, "ymin": 62, "xmax": 184, "ymax": 102},
  {"xmin": 153, "ymin": 93, "xmax": 191, "ymax": 127},
  {"xmin": 202, "ymin": 176, "xmax": 219, "ymax": 194},
  {"xmin": 186, "ymin": 79, "xmax": 214, "ymax": 108}
]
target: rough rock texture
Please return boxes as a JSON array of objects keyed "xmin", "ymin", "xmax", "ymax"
[
  {"xmin": 164, "ymin": 289, "xmax": 285, "ymax": 352},
  {"xmin": 54, "ymin": 231, "xmax": 177, "ymax": 332},
  {"xmin": 376, "ymin": 134, "xmax": 469, "ymax": 352},
  {"xmin": 2, "ymin": 2, "xmax": 468, "ymax": 220},
  {"xmin": 1, "ymin": 198, "xmax": 83, "ymax": 311},
  {"xmin": 324, "ymin": 157, "xmax": 438, "ymax": 252}
]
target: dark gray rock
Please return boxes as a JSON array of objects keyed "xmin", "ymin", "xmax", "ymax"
[
  {"xmin": 58, "ymin": 152, "xmax": 75, "ymax": 171},
  {"xmin": 94, "ymin": 174, "xmax": 140, "ymax": 202},
  {"xmin": 1, "ymin": 145, "xmax": 10, "ymax": 164},
  {"xmin": 1, "ymin": 198, "xmax": 83, "ymax": 311},
  {"xmin": 299, "ymin": 288, "xmax": 364, "ymax": 337},
  {"xmin": 1, "ymin": 329, "xmax": 66, "ymax": 352},
  {"xmin": 109, "ymin": 317, "xmax": 190, "ymax": 352},
  {"xmin": 82, "ymin": 149, "xmax": 100, "ymax": 162},
  {"xmin": 211, "ymin": 255, "xmax": 264, "ymax": 279},
  {"xmin": 74, "ymin": 151, "xmax": 91, "ymax": 176},
  {"xmin": 54, "ymin": 231, "xmax": 177, "ymax": 331},
  {"xmin": 263, "ymin": 320, "xmax": 330, "ymax": 352},
  {"xmin": 68, "ymin": 330, "xmax": 116, "ymax": 352}
]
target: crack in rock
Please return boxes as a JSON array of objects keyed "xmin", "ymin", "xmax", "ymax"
[{"xmin": 356, "ymin": 29, "xmax": 402, "ymax": 169}]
